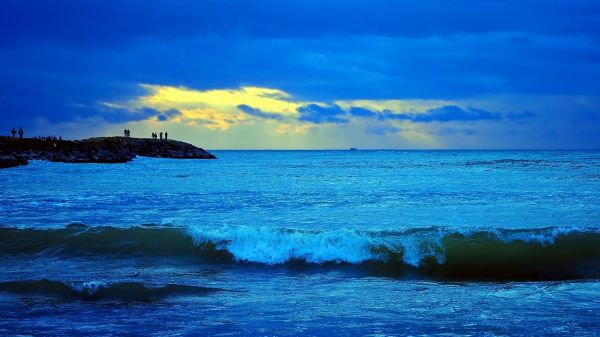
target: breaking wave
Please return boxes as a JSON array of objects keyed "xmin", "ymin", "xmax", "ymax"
[
  {"xmin": 0, "ymin": 279, "xmax": 221, "ymax": 301},
  {"xmin": 1, "ymin": 224, "xmax": 600, "ymax": 280}
]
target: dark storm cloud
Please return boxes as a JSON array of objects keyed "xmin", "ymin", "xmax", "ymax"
[
  {"xmin": 411, "ymin": 106, "xmax": 502, "ymax": 123},
  {"xmin": 296, "ymin": 104, "xmax": 502, "ymax": 124},
  {"xmin": 1, "ymin": 0, "xmax": 599, "ymax": 45},
  {"xmin": 349, "ymin": 107, "xmax": 378, "ymax": 117},
  {"xmin": 0, "ymin": 0, "xmax": 600, "ymax": 148},
  {"xmin": 237, "ymin": 104, "xmax": 283, "ymax": 120},
  {"xmin": 378, "ymin": 110, "xmax": 412, "ymax": 121},
  {"xmin": 156, "ymin": 109, "xmax": 182, "ymax": 122},
  {"xmin": 297, "ymin": 104, "xmax": 348, "ymax": 124}
]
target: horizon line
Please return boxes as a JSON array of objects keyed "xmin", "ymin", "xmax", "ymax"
[{"xmin": 207, "ymin": 148, "xmax": 600, "ymax": 151}]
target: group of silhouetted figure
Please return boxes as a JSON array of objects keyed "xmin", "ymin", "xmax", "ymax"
[
  {"xmin": 10, "ymin": 127, "xmax": 24, "ymax": 139},
  {"xmin": 9, "ymin": 127, "xmax": 63, "ymax": 142},
  {"xmin": 123, "ymin": 129, "xmax": 170, "ymax": 140},
  {"xmin": 151, "ymin": 131, "xmax": 168, "ymax": 140},
  {"xmin": 33, "ymin": 135, "xmax": 62, "ymax": 142}
]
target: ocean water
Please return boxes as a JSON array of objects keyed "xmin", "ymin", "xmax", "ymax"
[{"xmin": 1, "ymin": 150, "xmax": 599, "ymax": 336}]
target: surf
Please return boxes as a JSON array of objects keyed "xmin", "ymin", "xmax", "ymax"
[
  {"xmin": 1, "ymin": 224, "xmax": 599, "ymax": 280},
  {"xmin": 0, "ymin": 279, "xmax": 222, "ymax": 301}
]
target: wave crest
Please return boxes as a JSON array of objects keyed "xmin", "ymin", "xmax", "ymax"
[
  {"xmin": 2, "ymin": 224, "xmax": 600, "ymax": 280},
  {"xmin": 0, "ymin": 279, "xmax": 220, "ymax": 301}
]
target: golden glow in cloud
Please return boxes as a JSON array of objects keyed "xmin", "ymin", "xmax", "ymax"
[
  {"xmin": 101, "ymin": 83, "xmax": 487, "ymax": 148},
  {"xmin": 132, "ymin": 84, "xmax": 305, "ymax": 130}
]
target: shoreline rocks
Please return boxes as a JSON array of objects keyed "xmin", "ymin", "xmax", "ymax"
[{"xmin": 0, "ymin": 136, "xmax": 216, "ymax": 168}]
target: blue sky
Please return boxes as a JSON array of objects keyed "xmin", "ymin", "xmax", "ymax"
[{"xmin": 1, "ymin": 0, "xmax": 599, "ymax": 149}]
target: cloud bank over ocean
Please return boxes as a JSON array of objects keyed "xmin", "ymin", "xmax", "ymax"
[{"xmin": 1, "ymin": 0, "xmax": 599, "ymax": 148}]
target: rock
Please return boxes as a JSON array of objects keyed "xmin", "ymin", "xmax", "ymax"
[
  {"xmin": 0, "ymin": 136, "xmax": 216, "ymax": 168},
  {"xmin": 0, "ymin": 155, "xmax": 28, "ymax": 168}
]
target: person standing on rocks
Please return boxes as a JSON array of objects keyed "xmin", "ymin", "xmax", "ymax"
[
  {"xmin": 18, "ymin": 127, "xmax": 23, "ymax": 139},
  {"xmin": 11, "ymin": 127, "xmax": 16, "ymax": 138},
  {"xmin": 165, "ymin": 132, "xmax": 168, "ymax": 140},
  {"xmin": 159, "ymin": 132, "xmax": 163, "ymax": 140}
]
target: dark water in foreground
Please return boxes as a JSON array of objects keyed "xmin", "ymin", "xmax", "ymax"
[{"xmin": 1, "ymin": 150, "xmax": 599, "ymax": 336}]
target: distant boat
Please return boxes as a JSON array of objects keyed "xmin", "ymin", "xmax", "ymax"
[{"xmin": 350, "ymin": 147, "xmax": 358, "ymax": 151}]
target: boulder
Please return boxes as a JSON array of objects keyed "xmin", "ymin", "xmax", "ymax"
[{"xmin": 0, "ymin": 136, "xmax": 216, "ymax": 168}]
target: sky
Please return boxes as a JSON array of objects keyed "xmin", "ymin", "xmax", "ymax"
[{"xmin": 1, "ymin": 0, "xmax": 599, "ymax": 149}]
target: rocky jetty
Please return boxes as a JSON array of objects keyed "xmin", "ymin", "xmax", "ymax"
[{"xmin": 0, "ymin": 136, "xmax": 216, "ymax": 168}]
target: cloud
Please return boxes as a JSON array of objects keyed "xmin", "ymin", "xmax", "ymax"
[
  {"xmin": 113, "ymin": 86, "xmax": 509, "ymax": 130},
  {"xmin": 237, "ymin": 104, "xmax": 284, "ymax": 120},
  {"xmin": 2, "ymin": 0, "xmax": 598, "ymax": 46},
  {"xmin": 85, "ymin": 82, "xmax": 600, "ymax": 149},
  {"xmin": 349, "ymin": 106, "xmax": 378, "ymax": 117},
  {"xmin": 137, "ymin": 85, "xmax": 300, "ymax": 115},
  {"xmin": 2, "ymin": 4, "xmax": 600, "ymax": 136},
  {"xmin": 126, "ymin": 107, "xmax": 166, "ymax": 122},
  {"xmin": 379, "ymin": 109, "xmax": 412, "ymax": 121},
  {"xmin": 1, "ymin": 1, "xmax": 600, "ymax": 148},
  {"xmin": 411, "ymin": 105, "xmax": 502, "ymax": 123},
  {"xmin": 67, "ymin": 105, "xmax": 174, "ymax": 124},
  {"xmin": 297, "ymin": 104, "xmax": 349, "ymax": 124},
  {"xmin": 118, "ymin": 84, "xmax": 303, "ymax": 130},
  {"xmin": 506, "ymin": 111, "xmax": 536, "ymax": 121},
  {"xmin": 156, "ymin": 108, "xmax": 182, "ymax": 121},
  {"xmin": 340, "ymin": 104, "xmax": 502, "ymax": 123}
]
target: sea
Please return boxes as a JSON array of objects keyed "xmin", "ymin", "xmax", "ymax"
[{"xmin": 1, "ymin": 150, "xmax": 599, "ymax": 336}]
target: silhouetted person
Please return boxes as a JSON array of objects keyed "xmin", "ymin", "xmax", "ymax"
[
  {"xmin": 11, "ymin": 127, "xmax": 16, "ymax": 138},
  {"xmin": 18, "ymin": 127, "xmax": 23, "ymax": 139},
  {"xmin": 159, "ymin": 132, "xmax": 163, "ymax": 140},
  {"xmin": 165, "ymin": 132, "xmax": 168, "ymax": 140}
]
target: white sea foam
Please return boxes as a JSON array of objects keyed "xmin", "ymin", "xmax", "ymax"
[
  {"xmin": 463, "ymin": 226, "xmax": 591, "ymax": 245},
  {"xmin": 187, "ymin": 225, "xmax": 449, "ymax": 267},
  {"xmin": 186, "ymin": 225, "xmax": 598, "ymax": 267},
  {"xmin": 69, "ymin": 280, "xmax": 108, "ymax": 295},
  {"xmin": 188, "ymin": 226, "xmax": 376, "ymax": 264}
]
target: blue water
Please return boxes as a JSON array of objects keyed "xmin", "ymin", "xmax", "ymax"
[{"xmin": 1, "ymin": 151, "xmax": 599, "ymax": 336}]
